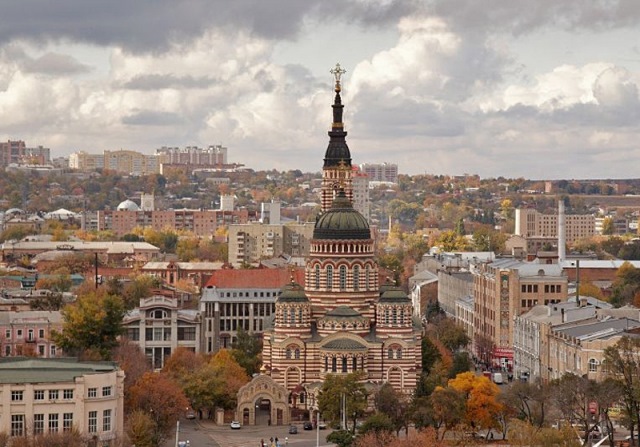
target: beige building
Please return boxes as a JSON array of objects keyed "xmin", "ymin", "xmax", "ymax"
[
  {"xmin": 473, "ymin": 259, "xmax": 568, "ymax": 369},
  {"xmin": 69, "ymin": 149, "xmax": 158, "ymax": 175},
  {"xmin": 228, "ymin": 222, "xmax": 315, "ymax": 267},
  {"xmin": 0, "ymin": 358, "xmax": 125, "ymax": 444},
  {"xmin": 515, "ymin": 208, "xmax": 595, "ymax": 244},
  {"xmin": 122, "ymin": 295, "xmax": 201, "ymax": 370}
]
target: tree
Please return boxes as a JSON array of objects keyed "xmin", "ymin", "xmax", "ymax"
[
  {"xmin": 374, "ymin": 383, "xmax": 407, "ymax": 435},
  {"xmin": 209, "ymin": 349, "xmax": 250, "ymax": 410},
  {"xmin": 126, "ymin": 409, "xmax": 156, "ymax": 447},
  {"xmin": 433, "ymin": 230, "xmax": 471, "ymax": 252},
  {"xmin": 429, "ymin": 386, "xmax": 466, "ymax": 441},
  {"xmin": 162, "ymin": 347, "xmax": 206, "ymax": 386},
  {"xmin": 602, "ymin": 217, "xmax": 615, "ymax": 235},
  {"xmin": 326, "ymin": 430, "xmax": 355, "ymax": 447},
  {"xmin": 127, "ymin": 372, "xmax": 189, "ymax": 446},
  {"xmin": 122, "ymin": 275, "xmax": 160, "ymax": 309},
  {"xmin": 318, "ymin": 372, "xmax": 368, "ymax": 433},
  {"xmin": 230, "ymin": 328, "xmax": 263, "ymax": 377},
  {"xmin": 604, "ymin": 336, "xmax": 640, "ymax": 444},
  {"xmin": 501, "ymin": 378, "xmax": 550, "ymax": 428},
  {"xmin": 448, "ymin": 372, "xmax": 503, "ymax": 433},
  {"xmin": 53, "ymin": 289, "xmax": 125, "ymax": 360},
  {"xmin": 578, "ymin": 282, "xmax": 605, "ymax": 300},
  {"xmin": 358, "ymin": 413, "xmax": 395, "ymax": 438},
  {"xmin": 113, "ymin": 339, "xmax": 150, "ymax": 395},
  {"xmin": 35, "ymin": 274, "xmax": 73, "ymax": 293},
  {"xmin": 508, "ymin": 419, "xmax": 580, "ymax": 447}
]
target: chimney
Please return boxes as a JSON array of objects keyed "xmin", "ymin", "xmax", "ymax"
[{"xmin": 558, "ymin": 200, "xmax": 566, "ymax": 262}]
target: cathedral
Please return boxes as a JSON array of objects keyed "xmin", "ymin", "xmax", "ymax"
[{"xmin": 236, "ymin": 64, "xmax": 422, "ymax": 426}]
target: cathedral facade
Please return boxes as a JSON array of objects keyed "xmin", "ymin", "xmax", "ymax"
[{"xmin": 236, "ymin": 65, "xmax": 422, "ymax": 426}]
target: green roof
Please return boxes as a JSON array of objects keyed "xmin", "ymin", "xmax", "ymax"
[
  {"xmin": 325, "ymin": 305, "xmax": 361, "ymax": 318},
  {"xmin": 277, "ymin": 282, "xmax": 309, "ymax": 303},
  {"xmin": 322, "ymin": 338, "xmax": 367, "ymax": 351},
  {"xmin": 0, "ymin": 357, "xmax": 117, "ymax": 384}
]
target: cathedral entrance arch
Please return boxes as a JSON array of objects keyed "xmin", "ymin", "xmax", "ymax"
[{"xmin": 236, "ymin": 374, "xmax": 290, "ymax": 426}]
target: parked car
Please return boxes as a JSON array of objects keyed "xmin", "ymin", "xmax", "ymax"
[
  {"xmin": 185, "ymin": 410, "xmax": 196, "ymax": 420},
  {"xmin": 288, "ymin": 425, "xmax": 298, "ymax": 434},
  {"xmin": 318, "ymin": 421, "xmax": 327, "ymax": 430},
  {"xmin": 230, "ymin": 421, "xmax": 241, "ymax": 429},
  {"xmin": 303, "ymin": 421, "xmax": 313, "ymax": 430}
]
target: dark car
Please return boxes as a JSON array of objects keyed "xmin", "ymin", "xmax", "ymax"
[
  {"xmin": 288, "ymin": 425, "xmax": 298, "ymax": 434},
  {"xmin": 303, "ymin": 421, "xmax": 313, "ymax": 430}
]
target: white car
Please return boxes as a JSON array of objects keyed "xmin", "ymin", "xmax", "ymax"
[{"xmin": 230, "ymin": 421, "xmax": 241, "ymax": 429}]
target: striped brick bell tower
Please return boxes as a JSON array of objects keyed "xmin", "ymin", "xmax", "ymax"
[{"xmin": 321, "ymin": 63, "xmax": 353, "ymax": 213}]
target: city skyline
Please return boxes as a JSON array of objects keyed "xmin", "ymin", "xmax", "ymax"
[{"xmin": 1, "ymin": 1, "xmax": 640, "ymax": 179}]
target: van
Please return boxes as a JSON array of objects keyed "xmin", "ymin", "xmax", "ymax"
[{"xmin": 492, "ymin": 372, "xmax": 504, "ymax": 384}]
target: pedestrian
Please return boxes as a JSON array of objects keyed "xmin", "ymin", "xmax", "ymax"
[{"xmin": 261, "ymin": 439, "xmax": 264, "ymax": 447}]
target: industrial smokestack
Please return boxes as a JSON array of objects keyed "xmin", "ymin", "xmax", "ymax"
[{"xmin": 558, "ymin": 200, "xmax": 566, "ymax": 262}]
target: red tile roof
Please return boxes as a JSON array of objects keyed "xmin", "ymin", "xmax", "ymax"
[{"xmin": 204, "ymin": 267, "xmax": 305, "ymax": 289}]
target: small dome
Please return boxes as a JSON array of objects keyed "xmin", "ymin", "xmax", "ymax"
[
  {"xmin": 379, "ymin": 286, "xmax": 410, "ymax": 303},
  {"xmin": 313, "ymin": 190, "xmax": 370, "ymax": 240},
  {"xmin": 117, "ymin": 199, "xmax": 140, "ymax": 211},
  {"xmin": 277, "ymin": 282, "xmax": 309, "ymax": 303},
  {"xmin": 325, "ymin": 305, "xmax": 362, "ymax": 318}
]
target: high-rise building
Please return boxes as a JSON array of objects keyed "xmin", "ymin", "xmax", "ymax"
[
  {"xmin": 0, "ymin": 140, "xmax": 26, "ymax": 167},
  {"xmin": 156, "ymin": 145, "xmax": 227, "ymax": 165},
  {"xmin": 236, "ymin": 65, "xmax": 422, "ymax": 426},
  {"xmin": 351, "ymin": 166, "xmax": 370, "ymax": 222},
  {"xmin": 359, "ymin": 162, "xmax": 398, "ymax": 183}
]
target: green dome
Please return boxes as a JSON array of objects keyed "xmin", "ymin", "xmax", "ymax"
[
  {"xmin": 313, "ymin": 190, "xmax": 370, "ymax": 240},
  {"xmin": 277, "ymin": 282, "xmax": 309, "ymax": 303}
]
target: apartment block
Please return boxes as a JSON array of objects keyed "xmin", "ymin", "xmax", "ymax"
[
  {"xmin": 156, "ymin": 145, "xmax": 227, "ymax": 165},
  {"xmin": 69, "ymin": 150, "xmax": 159, "ymax": 175},
  {"xmin": 228, "ymin": 222, "xmax": 315, "ymax": 267},
  {"xmin": 0, "ymin": 140, "xmax": 26, "ymax": 167},
  {"xmin": 515, "ymin": 208, "xmax": 595, "ymax": 244},
  {"xmin": 352, "ymin": 166, "xmax": 371, "ymax": 222},
  {"xmin": 359, "ymin": 162, "xmax": 398, "ymax": 183},
  {"xmin": 0, "ymin": 311, "xmax": 62, "ymax": 358},
  {"xmin": 473, "ymin": 259, "xmax": 568, "ymax": 370}
]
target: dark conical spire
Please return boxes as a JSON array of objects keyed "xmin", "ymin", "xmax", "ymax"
[{"xmin": 324, "ymin": 63, "xmax": 352, "ymax": 168}]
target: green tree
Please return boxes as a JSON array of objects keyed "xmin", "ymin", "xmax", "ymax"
[
  {"xmin": 374, "ymin": 383, "xmax": 407, "ymax": 435},
  {"xmin": 358, "ymin": 412, "xmax": 395, "ymax": 437},
  {"xmin": 53, "ymin": 289, "xmax": 125, "ymax": 360},
  {"xmin": 326, "ymin": 430, "xmax": 354, "ymax": 447},
  {"xmin": 318, "ymin": 372, "xmax": 368, "ymax": 434},
  {"xmin": 604, "ymin": 337, "xmax": 640, "ymax": 442},
  {"xmin": 602, "ymin": 217, "xmax": 615, "ymax": 235},
  {"xmin": 230, "ymin": 328, "xmax": 263, "ymax": 377}
]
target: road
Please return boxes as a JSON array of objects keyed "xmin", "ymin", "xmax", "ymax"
[{"xmin": 167, "ymin": 419, "xmax": 335, "ymax": 447}]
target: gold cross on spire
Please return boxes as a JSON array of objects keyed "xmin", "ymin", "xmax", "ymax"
[{"xmin": 330, "ymin": 63, "xmax": 346, "ymax": 91}]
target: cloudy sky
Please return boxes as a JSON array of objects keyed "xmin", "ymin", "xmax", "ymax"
[{"xmin": 1, "ymin": 0, "xmax": 640, "ymax": 179}]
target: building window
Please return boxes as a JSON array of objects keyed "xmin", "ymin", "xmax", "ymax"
[
  {"xmin": 397, "ymin": 349, "xmax": 402, "ymax": 359},
  {"xmin": 16, "ymin": 329, "xmax": 22, "ymax": 339},
  {"xmin": 34, "ymin": 414, "xmax": 44, "ymax": 435},
  {"xmin": 384, "ymin": 308, "xmax": 389, "ymax": 325},
  {"xmin": 50, "ymin": 345, "xmax": 56, "ymax": 356},
  {"xmin": 178, "ymin": 327, "xmax": 196, "ymax": 341},
  {"xmin": 331, "ymin": 357, "xmax": 337, "ymax": 372},
  {"xmin": 315, "ymin": 265, "xmax": 320, "ymax": 289},
  {"xmin": 11, "ymin": 390, "xmax": 23, "ymax": 401},
  {"xmin": 102, "ymin": 386, "xmax": 112, "ymax": 397},
  {"xmin": 48, "ymin": 413, "xmax": 59, "ymax": 433},
  {"xmin": 285, "ymin": 348, "xmax": 292, "ymax": 359},
  {"xmin": 365, "ymin": 266, "xmax": 370, "ymax": 290},
  {"xmin": 49, "ymin": 390, "xmax": 59, "ymax": 400},
  {"xmin": 34, "ymin": 390, "xmax": 45, "ymax": 400},
  {"xmin": 11, "ymin": 415, "xmax": 24, "ymax": 437},
  {"xmin": 589, "ymin": 358, "xmax": 598, "ymax": 372},
  {"xmin": 103, "ymin": 409, "xmax": 112, "ymax": 432},
  {"xmin": 326, "ymin": 266, "xmax": 333, "ymax": 289},
  {"xmin": 63, "ymin": 389, "xmax": 73, "ymax": 400},
  {"xmin": 39, "ymin": 329, "xmax": 45, "ymax": 338},
  {"xmin": 126, "ymin": 328, "xmax": 140, "ymax": 341},
  {"xmin": 88, "ymin": 411, "xmax": 97, "ymax": 433},
  {"xmin": 392, "ymin": 308, "xmax": 397, "ymax": 324},
  {"xmin": 63, "ymin": 413, "xmax": 73, "ymax": 432},
  {"xmin": 294, "ymin": 349, "xmax": 300, "ymax": 359},
  {"xmin": 388, "ymin": 348, "xmax": 393, "ymax": 359},
  {"xmin": 88, "ymin": 388, "xmax": 97, "ymax": 398},
  {"xmin": 353, "ymin": 266, "xmax": 360, "ymax": 291},
  {"xmin": 339, "ymin": 266, "xmax": 347, "ymax": 290},
  {"xmin": 4, "ymin": 329, "xmax": 10, "ymax": 339}
]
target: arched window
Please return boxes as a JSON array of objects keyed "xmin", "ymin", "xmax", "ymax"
[
  {"xmin": 353, "ymin": 266, "xmax": 360, "ymax": 291},
  {"xmin": 342, "ymin": 357, "xmax": 347, "ymax": 373},
  {"xmin": 339, "ymin": 266, "xmax": 347, "ymax": 290},
  {"xmin": 327, "ymin": 266, "xmax": 333, "ymax": 290},
  {"xmin": 282, "ymin": 308, "xmax": 288, "ymax": 324},
  {"xmin": 298, "ymin": 308, "xmax": 303, "ymax": 323},
  {"xmin": 352, "ymin": 357, "xmax": 357, "ymax": 371},
  {"xmin": 315, "ymin": 264, "xmax": 320, "ymax": 289},
  {"xmin": 384, "ymin": 308, "xmax": 390, "ymax": 325},
  {"xmin": 388, "ymin": 348, "xmax": 394, "ymax": 359},
  {"xmin": 392, "ymin": 308, "xmax": 397, "ymax": 324},
  {"xmin": 397, "ymin": 349, "xmax": 402, "ymax": 359},
  {"xmin": 588, "ymin": 358, "xmax": 598, "ymax": 372},
  {"xmin": 285, "ymin": 349, "xmax": 292, "ymax": 359},
  {"xmin": 332, "ymin": 357, "xmax": 337, "ymax": 372},
  {"xmin": 365, "ymin": 266, "xmax": 370, "ymax": 290},
  {"xmin": 400, "ymin": 309, "xmax": 405, "ymax": 325},
  {"xmin": 291, "ymin": 308, "xmax": 296, "ymax": 324},
  {"xmin": 295, "ymin": 348, "xmax": 300, "ymax": 359}
]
